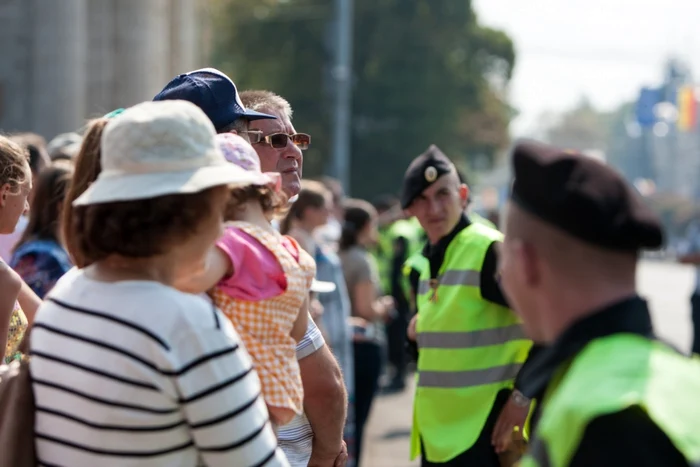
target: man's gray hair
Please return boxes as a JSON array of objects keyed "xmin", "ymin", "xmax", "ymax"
[
  {"xmin": 239, "ymin": 90, "xmax": 293, "ymax": 120},
  {"xmin": 217, "ymin": 118, "xmax": 248, "ymax": 135}
]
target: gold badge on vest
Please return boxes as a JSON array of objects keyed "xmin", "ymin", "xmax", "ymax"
[{"xmin": 429, "ymin": 278, "xmax": 439, "ymax": 302}]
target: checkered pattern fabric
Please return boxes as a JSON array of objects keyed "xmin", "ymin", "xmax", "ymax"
[{"xmin": 212, "ymin": 221, "xmax": 316, "ymax": 426}]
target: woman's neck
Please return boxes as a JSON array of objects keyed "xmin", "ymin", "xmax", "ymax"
[{"xmin": 87, "ymin": 254, "xmax": 178, "ymax": 286}]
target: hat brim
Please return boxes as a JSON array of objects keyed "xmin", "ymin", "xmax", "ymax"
[
  {"xmin": 73, "ymin": 163, "xmax": 260, "ymax": 206},
  {"xmin": 310, "ymin": 279, "xmax": 336, "ymax": 294},
  {"xmin": 242, "ymin": 108, "xmax": 277, "ymax": 121}
]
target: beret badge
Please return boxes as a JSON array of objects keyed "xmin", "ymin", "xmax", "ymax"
[{"xmin": 425, "ymin": 166, "xmax": 438, "ymax": 183}]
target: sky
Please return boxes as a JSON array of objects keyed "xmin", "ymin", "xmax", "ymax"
[{"xmin": 472, "ymin": 0, "xmax": 700, "ymax": 137}]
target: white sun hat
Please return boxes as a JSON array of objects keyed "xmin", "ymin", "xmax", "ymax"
[{"xmin": 73, "ymin": 100, "xmax": 260, "ymax": 206}]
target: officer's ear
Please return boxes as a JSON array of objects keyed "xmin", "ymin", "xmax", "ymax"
[{"xmin": 459, "ymin": 184, "xmax": 469, "ymax": 209}]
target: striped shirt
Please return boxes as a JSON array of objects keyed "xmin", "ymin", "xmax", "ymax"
[
  {"xmin": 277, "ymin": 319, "xmax": 326, "ymax": 466},
  {"xmin": 30, "ymin": 268, "xmax": 289, "ymax": 467}
]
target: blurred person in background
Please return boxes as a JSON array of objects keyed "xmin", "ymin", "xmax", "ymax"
[
  {"xmin": 31, "ymin": 100, "xmax": 288, "ymax": 467},
  {"xmin": 315, "ymin": 176, "xmax": 346, "ymax": 250},
  {"xmin": 0, "ymin": 136, "xmax": 42, "ymax": 363},
  {"xmin": 372, "ymin": 194, "xmax": 423, "ymax": 393},
  {"xmin": 281, "ymin": 180, "xmax": 357, "ymax": 466},
  {"xmin": 0, "ymin": 133, "xmax": 51, "ymax": 261},
  {"xmin": 678, "ymin": 218, "xmax": 700, "ymax": 354},
  {"xmin": 11, "ymin": 165, "xmax": 73, "ymax": 298},
  {"xmin": 339, "ymin": 199, "xmax": 394, "ymax": 467},
  {"xmin": 156, "ymin": 72, "xmax": 347, "ymax": 467},
  {"xmin": 46, "ymin": 132, "xmax": 82, "ymax": 162}
]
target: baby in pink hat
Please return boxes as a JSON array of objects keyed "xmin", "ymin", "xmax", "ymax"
[{"xmin": 179, "ymin": 133, "xmax": 316, "ymax": 428}]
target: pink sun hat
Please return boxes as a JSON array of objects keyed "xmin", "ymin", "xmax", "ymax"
[{"xmin": 216, "ymin": 133, "xmax": 282, "ymax": 192}]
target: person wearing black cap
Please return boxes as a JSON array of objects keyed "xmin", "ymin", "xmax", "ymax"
[
  {"xmin": 500, "ymin": 140, "xmax": 700, "ymax": 467},
  {"xmin": 402, "ymin": 145, "xmax": 536, "ymax": 467}
]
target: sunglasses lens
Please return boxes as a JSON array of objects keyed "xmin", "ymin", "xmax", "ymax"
[
  {"xmin": 269, "ymin": 134, "xmax": 288, "ymax": 148},
  {"xmin": 292, "ymin": 133, "xmax": 311, "ymax": 150}
]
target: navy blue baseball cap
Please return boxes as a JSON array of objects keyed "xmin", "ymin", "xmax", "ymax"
[{"xmin": 153, "ymin": 68, "xmax": 276, "ymax": 131}]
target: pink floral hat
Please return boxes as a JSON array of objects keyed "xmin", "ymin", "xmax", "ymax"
[{"xmin": 216, "ymin": 133, "xmax": 282, "ymax": 192}]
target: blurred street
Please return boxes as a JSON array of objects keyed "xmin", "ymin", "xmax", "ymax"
[{"xmin": 362, "ymin": 260, "xmax": 696, "ymax": 467}]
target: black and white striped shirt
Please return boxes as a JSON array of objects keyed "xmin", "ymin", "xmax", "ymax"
[{"xmin": 30, "ymin": 268, "xmax": 289, "ymax": 467}]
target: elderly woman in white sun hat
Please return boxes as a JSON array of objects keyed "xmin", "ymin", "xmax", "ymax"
[{"xmin": 29, "ymin": 100, "xmax": 289, "ymax": 467}]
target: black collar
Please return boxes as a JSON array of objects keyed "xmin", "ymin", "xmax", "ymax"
[
  {"xmin": 519, "ymin": 296, "xmax": 654, "ymax": 400},
  {"xmin": 423, "ymin": 214, "xmax": 471, "ymax": 279}
]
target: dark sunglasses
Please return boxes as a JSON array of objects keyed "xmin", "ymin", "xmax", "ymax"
[{"xmin": 249, "ymin": 131, "xmax": 311, "ymax": 150}]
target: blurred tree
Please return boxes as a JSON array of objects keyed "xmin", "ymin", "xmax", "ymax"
[
  {"xmin": 210, "ymin": 0, "xmax": 515, "ymax": 198},
  {"xmin": 544, "ymin": 96, "xmax": 612, "ymax": 151}
]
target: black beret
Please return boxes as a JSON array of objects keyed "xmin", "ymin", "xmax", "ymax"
[
  {"xmin": 510, "ymin": 140, "xmax": 664, "ymax": 251},
  {"xmin": 401, "ymin": 145, "xmax": 455, "ymax": 209}
]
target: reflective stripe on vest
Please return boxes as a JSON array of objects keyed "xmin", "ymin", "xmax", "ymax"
[
  {"xmin": 417, "ymin": 269, "xmax": 480, "ymax": 294},
  {"xmin": 418, "ymin": 362, "xmax": 522, "ymax": 388},
  {"xmin": 520, "ymin": 335, "xmax": 700, "ymax": 467},
  {"xmin": 417, "ymin": 323, "xmax": 526, "ymax": 349},
  {"xmin": 411, "ymin": 222, "xmax": 532, "ymax": 463}
]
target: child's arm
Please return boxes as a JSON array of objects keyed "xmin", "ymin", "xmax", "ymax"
[
  {"xmin": 290, "ymin": 295, "xmax": 310, "ymax": 343},
  {"xmin": 175, "ymin": 246, "xmax": 233, "ymax": 294}
]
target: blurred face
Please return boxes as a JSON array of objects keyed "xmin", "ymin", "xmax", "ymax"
[
  {"xmin": 498, "ymin": 202, "xmax": 546, "ymax": 342},
  {"xmin": 0, "ymin": 177, "xmax": 31, "ymax": 235},
  {"xmin": 360, "ymin": 216, "xmax": 379, "ymax": 247},
  {"xmin": 248, "ymin": 109, "xmax": 304, "ymax": 197},
  {"xmin": 406, "ymin": 173, "xmax": 468, "ymax": 244},
  {"xmin": 305, "ymin": 195, "xmax": 332, "ymax": 230},
  {"xmin": 174, "ymin": 186, "xmax": 230, "ymax": 278}
]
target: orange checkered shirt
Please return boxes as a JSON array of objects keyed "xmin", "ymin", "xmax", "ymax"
[{"xmin": 212, "ymin": 222, "xmax": 316, "ymax": 426}]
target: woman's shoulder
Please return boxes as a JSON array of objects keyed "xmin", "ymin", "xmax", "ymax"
[
  {"xmin": 340, "ymin": 245, "xmax": 368, "ymax": 262},
  {"xmin": 0, "ymin": 260, "xmax": 22, "ymax": 292},
  {"xmin": 46, "ymin": 271, "xmax": 222, "ymax": 335}
]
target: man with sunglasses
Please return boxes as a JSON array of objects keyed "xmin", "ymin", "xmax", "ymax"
[
  {"xmin": 239, "ymin": 89, "xmax": 348, "ymax": 467},
  {"xmin": 240, "ymin": 90, "xmax": 310, "ymax": 198},
  {"xmin": 154, "ymin": 71, "xmax": 348, "ymax": 467}
]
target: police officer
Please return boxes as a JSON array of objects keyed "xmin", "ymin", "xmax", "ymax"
[
  {"xmin": 500, "ymin": 141, "xmax": 700, "ymax": 466},
  {"xmin": 402, "ymin": 145, "xmax": 539, "ymax": 467}
]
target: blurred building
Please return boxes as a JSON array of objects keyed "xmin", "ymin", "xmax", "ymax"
[{"xmin": 0, "ymin": 0, "xmax": 207, "ymax": 140}]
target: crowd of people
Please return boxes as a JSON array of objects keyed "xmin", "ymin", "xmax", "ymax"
[
  {"xmin": 2, "ymin": 64, "xmax": 700, "ymax": 467},
  {"xmin": 0, "ymin": 68, "xmax": 412, "ymax": 467}
]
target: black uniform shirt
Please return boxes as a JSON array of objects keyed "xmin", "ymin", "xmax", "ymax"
[{"xmin": 520, "ymin": 297, "xmax": 687, "ymax": 466}]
